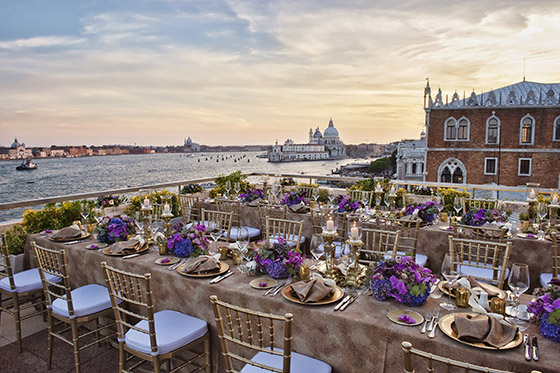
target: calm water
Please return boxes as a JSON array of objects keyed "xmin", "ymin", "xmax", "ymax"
[{"xmin": 0, "ymin": 152, "xmax": 362, "ymax": 222}]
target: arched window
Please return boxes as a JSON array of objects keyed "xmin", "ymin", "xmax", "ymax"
[
  {"xmin": 554, "ymin": 116, "xmax": 560, "ymax": 141},
  {"xmin": 453, "ymin": 168, "xmax": 464, "ymax": 183},
  {"xmin": 520, "ymin": 114, "xmax": 535, "ymax": 145},
  {"xmin": 445, "ymin": 117, "xmax": 457, "ymax": 140},
  {"xmin": 437, "ymin": 158, "xmax": 467, "ymax": 184},
  {"xmin": 457, "ymin": 118, "xmax": 469, "ymax": 140},
  {"xmin": 441, "ymin": 167, "xmax": 451, "ymax": 183},
  {"xmin": 486, "ymin": 115, "xmax": 500, "ymax": 144}
]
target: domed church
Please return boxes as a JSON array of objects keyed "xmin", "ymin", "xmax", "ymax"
[{"xmin": 307, "ymin": 118, "xmax": 346, "ymax": 158}]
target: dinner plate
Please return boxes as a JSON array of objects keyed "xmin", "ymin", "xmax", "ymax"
[
  {"xmin": 155, "ymin": 257, "xmax": 180, "ymax": 266},
  {"xmin": 438, "ymin": 281, "xmax": 506, "ymax": 300},
  {"xmin": 516, "ymin": 232, "xmax": 537, "ymax": 239},
  {"xmin": 176, "ymin": 261, "xmax": 229, "ymax": 278},
  {"xmin": 102, "ymin": 244, "xmax": 150, "ymax": 256},
  {"xmin": 438, "ymin": 225, "xmax": 454, "ymax": 231},
  {"xmin": 86, "ymin": 243, "xmax": 108, "ymax": 250},
  {"xmin": 281, "ymin": 285, "xmax": 344, "ymax": 306},
  {"xmin": 48, "ymin": 232, "xmax": 90, "ymax": 242},
  {"xmin": 386, "ymin": 309, "xmax": 424, "ymax": 326},
  {"xmin": 249, "ymin": 278, "xmax": 278, "ymax": 290},
  {"xmin": 438, "ymin": 313, "xmax": 523, "ymax": 350}
]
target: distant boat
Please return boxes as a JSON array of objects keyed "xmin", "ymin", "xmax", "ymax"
[{"xmin": 16, "ymin": 158, "xmax": 38, "ymax": 171}]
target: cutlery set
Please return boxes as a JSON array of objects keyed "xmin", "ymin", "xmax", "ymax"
[
  {"xmin": 523, "ymin": 334, "xmax": 539, "ymax": 362},
  {"xmin": 420, "ymin": 308, "xmax": 440, "ymax": 338},
  {"xmin": 334, "ymin": 288, "xmax": 367, "ymax": 311},
  {"xmin": 210, "ymin": 270, "xmax": 234, "ymax": 284},
  {"xmin": 263, "ymin": 279, "xmax": 290, "ymax": 296}
]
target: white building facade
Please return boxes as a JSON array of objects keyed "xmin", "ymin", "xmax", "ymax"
[{"xmin": 395, "ymin": 132, "xmax": 427, "ymax": 181}]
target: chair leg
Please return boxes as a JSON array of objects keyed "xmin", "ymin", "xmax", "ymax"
[
  {"xmin": 204, "ymin": 336, "xmax": 211, "ymax": 373},
  {"xmin": 118, "ymin": 343, "xmax": 126, "ymax": 372},
  {"xmin": 153, "ymin": 356, "xmax": 161, "ymax": 373},
  {"xmin": 13, "ymin": 294, "xmax": 23, "ymax": 353},
  {"xmin": 166, "ymin": 358, "xmax": 171, "ymax": 372},
  {"xmin": 70, "ymin": 318, "xmax": 81, "ymax": 373},
  {"xmin": 95, "ymin": 317, "xmax": 100, "ymax": 347},
  {"xmin": 47, "ymin": 311, "xmax": 54, "ymax": 370}
]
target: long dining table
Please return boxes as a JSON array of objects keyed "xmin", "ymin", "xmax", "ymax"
[{"xmin": 25, "ymin": 233, "xmax": 559, "ymax": 373}]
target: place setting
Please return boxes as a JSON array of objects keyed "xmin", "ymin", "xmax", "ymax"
[
  {"xmin": 176, "ymin": 254, "xmax": 230, "ymax": 278},
  {"xmin": 46, "ymin": 224, "xmax": 90, "ymax": 242}
]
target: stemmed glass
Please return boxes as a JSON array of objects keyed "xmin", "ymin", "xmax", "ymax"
[
  {"xmin": 536, "ymin": 203, "xmax": 548, "ymax": 227},
  {"xmin": 310, "ymin": 234, "xmax": 324, "ymax": 267},
  {"xmin": 453, "ymin": 197, "xmax": 463, "ymax": 217},
  {"xmin": 328, "ymin": 194, "xmax": 337, "ymax": 208},
  {"xmin": 224, "ymin": 181, "xmax": 231, "ymax": 199},
  {"xmin": 234, "ymin": 182, "xmax": 241, "ymax": 200},
  {"xmin": 384, "ymin": 194, "xmax": 391, "ymax": 211},
  {"xmin": 313, "ymin": 188, "xmax": 321, "ymax": 205},
  {"xmin": 92, "ymin": 208, "xmax": 104, "ymax": 224},
  {"xmin": 80, "ymin": 202, "xmax": 90, "ymax": 232},
  {"xmin": 236, "ymin": 227, "xmax": 250, "ymax": 254},
  {"xmin": 440, "ymin": 253, "xmax": 461, "ymax": 310},
  {"xmin": 507, "ymin": 263, "xmax": 530, "ymax": 326}
]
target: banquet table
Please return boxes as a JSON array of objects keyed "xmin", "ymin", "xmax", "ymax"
[{"xmin": 25, "ymin": 233, "xmax": 559, "ymax": 373}]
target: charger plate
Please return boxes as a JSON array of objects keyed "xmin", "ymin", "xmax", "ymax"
[
  {"xmin": 387, "ymin": 309, "xmax": 424, "ymax": 326},
  {"xmin": 281, "ymin": 286, "xmax": 344, "ymax": 306},
  {"xmin": 438, "ymin": 313, "xmax": 523, "ymax": 350},
  {"xmin": 102, "ymin": 244, "xmax": 150, "ymax": 256},
  {"xmin": 438, "ymin": 281, "xmax": 506, "ymax": 299},
  {"xmin": 48, "ymin": 232, "xmax": 90, "ymax": 242},
  {"xmin": 176, "ymin": 261, "xmax": 229, "ymax": 278},
  {"xmin": 250, "ymin": 278, "xmax": 278, "ymax": 290}
]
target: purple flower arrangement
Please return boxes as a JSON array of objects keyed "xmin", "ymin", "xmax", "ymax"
[
  {"xmin": 95, "ymin": 216, "xmax": 137, "ymax": 244},
  {"xmin": 404, "ymin": 201, "xmax": 440, "ymax": 223},
  {"xmin": 166, "ymin": 222, "xmax": 210, "ymax": 258},
  {"xmin": 369, "ymin": 256, "xmax": 436, "ymax": 306},
  {"xmin": 459, "ymin": 208, "xmax": 507, "ymax": 226},
  {"xmin": 280, "ymin": 191, "xmax": 309, "ymax": 207},
  {"xmin": 334, "ymin": 194, "xmax": 363, "ymax": 212},
  {"xmin": 528, "ymin": 278, "xmax": 560, "ymax": 343},
  {"xmin": 253, "ymin": 237, "xmax": 305, "ymax": 279},
  {"xmin": 239, "ymin": 188, "xmax": 264, "ymax": 203},
  {"xmin": 97, "ymin": 194, "xmax": 126, "ymax": 208}
]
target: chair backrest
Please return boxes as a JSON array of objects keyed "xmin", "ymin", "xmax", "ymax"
[
  {"xmin": 310, "ymin": 208, "xmax": 347, "ymax": 238},
  {"xmin": 448, "ymin": 236, "xmax": 512, "ymax": 289},
  {"xmin": 401, "ymin": 341, "xmax": 526, "ymax": 373},
  {"xmin": 216, "ymin": 199, "xmax": 242, "ymax": 230},
  {"xmin": 371, "ymin": 217, "xmax": 420, "ymax": 258},
  {"xmin": 462, "ymin": 198, "xmax": 497, "ymax": 212},
  {"xmin": 403, "ymin": 194, "xmax": 441, "ymax": 206},
  {"xmin": 551, "ymin": 232, "xmax": 559, "ymax": 279},
  {"xmin": 0, "ymin": 234, "xmax": 16, "ymax": 291},
  {"xmin": 210, "ymin": 295, "xmax": 293, "ymax": 373},
  {"xmin": 451, "ymin": 222, "xmax": 506, "ymax": 242},
  {"xmin": 101, "ymin": 262, "xmax": 158, "ymax": 354},
  {"xmin": 32, "ymin": 242, "xmax": 76, "ymax": 317},
  {"xmin": 177, "ymin": 194, "xmax": 201, "ymax": 224},
  {"xmin": 359, "ymin": 228, "xmax": 400, "ymax": 267},
  {"xmin": 201, "ymin": 209, "xmax": 233, "ymax": 241},
  {"xmin": 258, "ymin": 204, "xmax": 287, "ymax": 232},
  {"xmin": 347, "ymin": 190, "xmax": 373, "ymax": 208},
  {"xmin": 295, "ymin": 186, "xmax": 315, "ymax": 200},
  {"xmin": 151, "ymin": 203, "xmax": 164, "ymax": 223},
  {"xmin": 265, "ymin": 218, "xmax": 304, "ymax": 252}
]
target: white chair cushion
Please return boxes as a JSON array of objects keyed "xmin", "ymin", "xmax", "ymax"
[
  {"xmin": 230, "ymin": 227, "xmax": 261, "ymax": 240},
  {"xmin": 459, "ymin": 261, "xmax": 509, "ymax": 286},
  {"xmin": 125, "ymin": 310, "xmax": 208, "ymax": 356},
  {"xmin": 395, "ymin": 252, "xmax": 428, "ymax": 267},
  {"xmin": 0, "ymin": 268, "xmax": 61, "ymax": 293},
  {"xmin": 540, "ymin": 273, "xmax": 553, "ymax": 288},
  {"xmin": 241, "ymin": 348, "xmax": 331, "ymax": 373},
  {"xmin": 52, "ymin": 284, "xmax": 114, "ymax": 319}
]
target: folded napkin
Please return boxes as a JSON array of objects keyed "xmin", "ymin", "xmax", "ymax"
[
  {"xmin": 51, "ymin": 225, "xmax": 83, "ymax": 239},
  {"xmin": 400, "ymin": 215, "xmax": 421, "ymax": 222},
  {"xmin": 455, "ymin": 276, "xmax": 501, "ymax": 298},
  {"xmin": 287, "ymin": 275, "xmax": 335, "ymax": 303},
  {"xmin": 289, "ymin": 203, "xmax": 310, "ymax": 213},
  {"xmin": 453, "ymin": 314, "xmax": 518, "ymax": 348},
  {"xmin": 110, "ymin": 239, "xmax": 141, "ymax": 254},
  {"xmin": 247, "ymin": 198, "xmax": 263, "ymax": 207},
  {"xmin": 182, "ymin": 256, "xmax": 220, "ymax": 274}
]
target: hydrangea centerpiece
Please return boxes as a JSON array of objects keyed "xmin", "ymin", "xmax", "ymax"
[
  {"xmin": 404, "ymin": 201, "xmax": 441, "ymax": 223},
  {"xmin": 250, "ymin": 238, "xmax": 305, "ymax": 279},
  {"xmin": 166, "ymin": 222, "xmax": 210, "ymax": 258},
  {"xmin": 459, "ymin": 208, "xmax": 507, "ymax": 226},
  {"xmin": 280, "ymin": 191, "xmax": 309, "ymax": 207},
  {"xmin": 95, "ymin": 216, "xmax": 137, "ymax": 244},
  {"xmin": 239, "ymin": 188, "xmax": 264, "ymax": 203},
  {"xmin": 334, "ymin": 194, "xmax": 363, "ymax": 213},
  {"xmin": 528, "ymin": 278, "xmax": 560, "ymax": 343}
]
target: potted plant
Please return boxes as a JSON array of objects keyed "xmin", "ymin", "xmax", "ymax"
[{"xmin": 5, "ymin": 224, "xmax": 27, "ymax": 273}]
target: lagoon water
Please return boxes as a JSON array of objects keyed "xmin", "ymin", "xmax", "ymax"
[{"xmin": 0, "ymin": 152, "xmax": 364, "ymax": 222}]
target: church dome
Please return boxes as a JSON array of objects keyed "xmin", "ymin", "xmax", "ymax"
[
  {"xmin": 11, "ymin": 138, "xmax": 20, "ymax": 148},
  {"xmin": 323, "ymin": 118, "xmax": 339, "ymax": 137},
  {"xmin": 313, "ymin": 127, "xmax": 322, "ymax": 139}
]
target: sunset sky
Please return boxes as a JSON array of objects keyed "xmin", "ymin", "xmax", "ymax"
[{"xmin": 2, "ymin": 0, "xmax": 560, "ymax": 147}]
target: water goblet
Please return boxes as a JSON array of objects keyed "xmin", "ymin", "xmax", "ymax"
[
  {"xmin": 236, "ymin": 227, "xmax": 250, "ymax": 253},
  {"xmin": 313, "ymin": 188, "xmax": 321, "ymax": 204},
  {"xmin": 80, "ymin": 202, "xmax": 91, "ymax": 231},
  {"xmin": 536, "ymin": 203, "xmax": 548, "ymax": 227},
  {"xmin": 93, "ymin": 208, "xmax": 104, "ymax": 224},
  {"xmin": 507, "ymin": 263, "xmax": 530, "ymax": 326},
  {"xmin": 224, "ymin": 181, "xmax": 231, "ymax": 198},
  {"xmin": 453, "ymin": 197, "xmax": 463, "ymax": 217},
  {"xmin": 234, "ymin": 182, "xmax": 241, "ymax": 199},
  {"xmin": 440, "ymin": 253, "xmax": 461, "ymax": 310},
  {"xmin": 310, "ymin": 234, "xmax": 324, "ymax": 264}
]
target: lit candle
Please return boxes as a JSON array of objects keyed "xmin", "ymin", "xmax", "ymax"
[
  {"xmin": 163, "ymin": 203, "xmax": 170, "ymax": 214},
  {"xmin": 529, "ymin": 189, "xmax": 536, "ymax": 200},
  {"xmin": 552, "ymin": 193, "xmax": 559, "ymax": 205},
  {"xmin": 376, "ymin": 182, "xmax": 382, "ymax": 191},
  {"xmin": 326, "ymin": 217, "xmax": 334, "ymax": 232},
  {"xmin": 390, "ymin": 185, "xmax": 396, "ymax": 195},
  {"xmin": 143, "ymin": 198, "xmax": 150, "ymax": 207},
  {"xmin": 351, "ymin": 221, "xmax": 359, "ymax": 239}
]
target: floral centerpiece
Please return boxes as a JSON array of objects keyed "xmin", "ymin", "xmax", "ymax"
[
  {"xmin": 412, "ymin": 186, "xmax": 435, "ymax": 196},
  {"xmin": 97, "ymin": 195, "xmax": 126, "ymax": 208},
  {"xmin": 95, "ymin": 216, "xmax": 137, "ymax": 244},
  {"xmin": 369, "ymin": 256, "xmax": 437, "ymax": 306},
  {"xmin": 280, "ymin": 191, "xmax": 309, "ymax": 207},
  {"xmin": 279, "ymin": 177, "xmax": 296, "ymax": 186},
  {"xmin": 166, "ymin": 222, "xmax": 210, "ymax": 258},
  {"xmin": 334, "ymin": 194, "xmax": 363, "ymax": 213},
  {"xmin": 460, "ymin": 208, "xmax": 507, "ymax": 226},
  {"xmin": 248, "ymin": 238, "xmax": 305, "ymax": 279},
  {"xmin": 528, "ymin": 278, "xmax": 560, "ymax": 343},
  {"xmin": 404, "ymin": 201, "xmax": 441, "ymax": 223},
  {"xmin": 180, "ymin": 184, "xmax": 204, "ymax": 194},
  {"xmin": 239, "ymin": 188, "xmax": 264, "ymax": 203}
]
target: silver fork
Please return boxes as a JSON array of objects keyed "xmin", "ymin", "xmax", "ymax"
[
  {"xmin": 426, "ymin": 308, "xmax": 439, "ymax": 333},
  {"xmin": 428, "ymin": 311, "xmax": 441, "ymax": 338},
  {"xmin": 264, "ymin": 281, "xmax": 284, "ymax": 296},
  {"xmin": 271, "ymin": 278, "xmax": 292, "ymax": 296},
  {"xmin": 169, "ymin": 258, "xmax": 185, "ymax": 271},
  {"xmin": 420, "ymin": 312, "xmax": 431, "ymax": 334}
]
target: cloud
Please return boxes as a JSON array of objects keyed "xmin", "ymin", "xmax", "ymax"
[{"xmin": 0, "ymin": 36, "xmax": 86, "ymax": 50}]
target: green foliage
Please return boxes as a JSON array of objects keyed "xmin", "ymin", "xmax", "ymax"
[
  {"xmin": 180, "ymin": 184, "xmax": 204, "ymax": 194},
  {"xmin": 209, "ymin": 171, "xmax": 250, "ymax": 197},
  {"xmin": 5, "ymin": 224, "xmax": 27, "ymax": 255},
  {"xmin": 368, "ymin": 157, "xmax": 390, "ymax": 174},
  {"xmin": 409, "ymin": 283, "xmax": 428, "ymax": 297},
  {"xmin": 548, "ymin": 309, "xmax": 560, "ymax": 325},
  {"xmin": 519, "ymin": 212, "xmax": 529, "ymax": 221},
  {"xmin": 437, "ymin": 188, "xmax": 471, "ymax": 214},
  {"xmin": 125, "ymin": 190, "xmax": 180, "ymax": 217}
]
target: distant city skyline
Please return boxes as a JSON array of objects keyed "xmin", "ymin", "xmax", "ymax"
[{"xmin": 2, "ymin": 0, "xmax": 560, "ymax": 147}]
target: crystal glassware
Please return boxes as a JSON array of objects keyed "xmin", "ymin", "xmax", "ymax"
[
  {"xmin": 536, "ymin": 203, "xmax": 548, "ymax": 227},
  {"xmin": 80, "ymin": 202, "xmax": 90, "ymax": 229},
  {"xmin": 507, "ymin": 263, "xmax": 530, "ymax": 326},
  {"xmin": 453, "ymin": 197, "xmax": 463, "ymax": 217},
  {"xmin": 310, "ymin": 234, "xmax": 324, "ymax": 263},
  {"xmin": 440, "ymin": 253, "xmax": 461, "ymax": 310},
  {"xmin": 92, "ymin": 208, "xmax": 104, "ymax": 224}
]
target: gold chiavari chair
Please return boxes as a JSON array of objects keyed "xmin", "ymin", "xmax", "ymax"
[
  {"xmin": 448, "ymin": 236, "xmax": 512, "ymax": 289},
  {"xmin": 540, "ymin": 232, "xmax": 559, "ymax": 287},
  {"xmin": 402, "ymin": 194, "xmax": 442, "ymax": 206},
  {"xmin": 347, "ymin": 189, "xmax": 374, "ymax": 208},
  {"xmin": 0, "ymin": 235, "xmax": 60, "ymax": 352},
  {"xmin": 462, "ymin": 198, "xmax": 497, "ymax": 212},
  {"xmin": 209, "ymin": 295, "xmax": 331, "ymax": 373},
  {"xmin": 401, "ymin": 341, "xmax": 542, "ymax": 373},
  {"xmin": 451, "ymin": 221, "xmax": 507, "ymax": 242},
  {"xmin": 151, "ymin": 203, "xmax": 164, "ymax": 229},
  {"xmin": 295, "ymin": 185, "xmax": 316, "ymax": 200},
  {"xmin": 265, "ymin": 218, "xmax": 304, "ymax": 252},
  {"xmin": 201, "ymin": 209, "xmax": 233, "ymax": 242},
  {"xmin": 101, "ymin": 262, "xmax": 211, "ymax": 373},
  {"xmin": 177, "ymin": 194, "xmax": 201, "ymax": 224},
  {"xmin": 310, "ymin": 208, "xmax": 347, "ymax": 258},
  {"xmin": 216, "ymin": 199, "xmax": 261, "ymax": 241},
  {"xmin": 258, "ymin": 204, "xmax": 287, "ymax": 233},
  {"xmin": 359, "ymin": 228, "xmax": 400, "ymax": 267},
  {"xmin": 32, "ymin": 242, "xmax": 117, "ymax": 373},
  {"xmin": 371, "ymin": 217, "xmax": 426, "ymax": 266}
]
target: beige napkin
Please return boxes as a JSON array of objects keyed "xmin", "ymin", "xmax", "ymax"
[
  {"xmin": 51, "ymin": 225, "xmax": 83, "ymax": 239},
  {"xmin": 400, "ymin": 215, "xmax": 421, "ymax": 222},
  {"xmin": 453, "ymin": 314, "xmax": 518, "ymax": 348},
  {"xmin": 289, "ymin": 204, "xmax": 310, "ymax": 213},
  {"xmin": 247, "ymin": 198, "xmax": 263, "ymax": 207},
  {"xmin": 454, "ymin": 276, "xmax": 501, "ymax": 298},
  {"xmin": 182, "ymin": 256, "xmax": 220, "ymax": 274},
  {"xmin": 288, "ymin": 278, "xmax": 334, "ymax": 303},
  {"xmin": 110, "ymin": 239, "xmax": 140, "ymax": 254}
]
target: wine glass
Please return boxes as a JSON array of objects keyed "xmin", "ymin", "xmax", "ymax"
[
  {"xmin": 383, "ymin": 194, "xmax": 391, "ymax": 210},
  {"xmin": 310, "ymin": 234, "xmax": 324, "ymax": 264},
  {"xmin": 92, "ymin": 208, "xmax": 104, "ymax": 224},
  {"xmin": 328, "ymin": 194, "xmax": 336, "ymax": 207},
  {"xmin": 236, "ymin": 227, "xmax": 250, "ymax": 254},
  {"xmin": 536, "ymin": 203, "xmax": 548, "ymax": 227},
  {"xmin": 224, "ymin": 181, "xmax": 231, "ymax": 199},
  {"xmin": 507, "ymin": 263, "xmax": 530, "ymax": 326},
  {"xmin": 234, "ymin": 182, "xmax": 241, "ymax": 199},
  {"xmin": 80, "ymin": 202, "xmax": 90, "ymax": 232},
  {"xmin": 313, "ymin": 188, "xmax": 321, "ymax": 204},
  {"xmin": 440, "ymin": 253, "xmax": 461, "ymax": 310},
  {"xmin": 453, "ymin": 197, "xmax": 463, "ymax": 217}
]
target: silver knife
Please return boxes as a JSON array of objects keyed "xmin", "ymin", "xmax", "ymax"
[
  {"xmin": 339, "ymin": 294, "xmax": 358, "ymax": 311},
  {"xmin": 210, "ymin": 270, "xmax": 233, "ymax": 284},
  {"xmin": 264, "ymin": 281, "xmax": 282, "ymax": 295},
  {"xmin": 334, "ymin": 295, "xmax": 351, "ymax": 311},
  {"xmin": 123, "ymin": 253, "xmax": 140, "ymax": 259},
  {"xmin": 532, "ymin": 336, "xmax": 538, "ymax": 361},
  {"xmin": 271, "ymin": 278, "xmax": 292, "ymax": 296},
  {"xmin": 523, "ymin": 334, "xmax": 531, "ymax": 361}
]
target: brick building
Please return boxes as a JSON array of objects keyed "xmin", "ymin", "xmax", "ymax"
[{"xmin": 423, "ymin": 80, "xmax": 560, "ymax": 188}]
